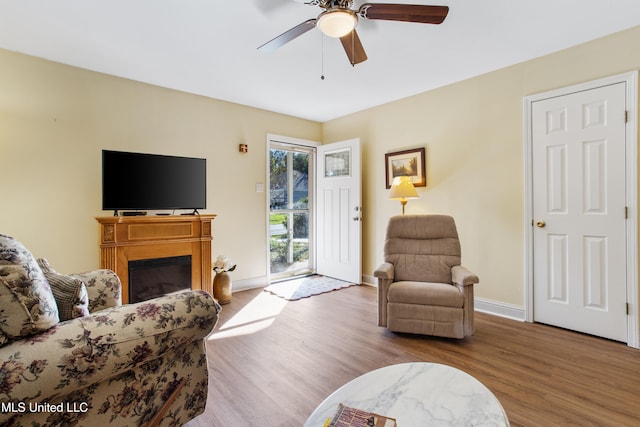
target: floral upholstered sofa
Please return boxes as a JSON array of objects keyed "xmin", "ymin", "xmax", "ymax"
[{"xmin": 0, "ymin": 234, "xmax": 220, "ymax": 427}]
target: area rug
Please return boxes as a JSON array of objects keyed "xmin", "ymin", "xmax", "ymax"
[{"xmin": 264, "ymin": 275, "xmax": 356, "ymax": 301}]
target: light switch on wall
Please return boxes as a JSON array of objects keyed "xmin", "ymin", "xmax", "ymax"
[{"xmin": 256, "ymin": 183, "xmax": 264, "ymax": 193}]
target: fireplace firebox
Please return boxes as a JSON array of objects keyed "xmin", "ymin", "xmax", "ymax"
[{"xmin": 128, "ymin": 255, "xmax": 192, "ymax": 303}]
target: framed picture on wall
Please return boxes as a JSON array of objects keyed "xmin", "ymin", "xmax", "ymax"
[{"xmin": 385, "ymin": 147, "xmax": 426, "ymax": 189}]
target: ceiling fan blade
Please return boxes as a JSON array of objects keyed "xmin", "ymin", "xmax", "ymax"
[
  {"xmin": 258, "ymin": 19, "xmax": 316, "ymax": 53},
  {"xmin": 358, "ymin": 3, "xmax": 449, "ymax": 24},
  {"xmin": 339, "ymin": 29, "xmax": 368, "ymax": 65}
]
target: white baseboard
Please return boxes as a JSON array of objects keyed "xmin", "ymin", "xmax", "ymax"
[
  {"xmin": 232, "ymin": 275, "xmax": 525, "ymax": 322},
  {"xmin": 232, "ymin": 276, "xmax": 268, "ymax": 292},
  {"xmin": 475, "ymin": 297, "xmax": 525, "ymax": 321},
  {"xmin": 362, "ymin": 274, "xmax": 376, "ymax": 286}
]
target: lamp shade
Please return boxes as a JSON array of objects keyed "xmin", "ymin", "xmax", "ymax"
[
  {"xmin": 317, "ymin": 9, "xmax": 358, "ymax": 38},
  {"xmin": 389, "ymin": 176, "xmax": 418, "ymax": 200}
]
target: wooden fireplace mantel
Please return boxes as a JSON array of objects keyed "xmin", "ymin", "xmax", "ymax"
[{"xmin": 96, "ymin": 214, "xmax": 216, "ymax": 304}]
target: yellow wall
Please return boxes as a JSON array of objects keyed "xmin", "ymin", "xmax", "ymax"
[
  {"xmin": 323, "ymin": 25, "xmax": 640, "ymax": 306},
  {"xmin": 2, "ymin": 25, "xmax": 640, "ymax": 310},
  {"xmin": 0, "ymin": 49, "xmax": 322, "ymax": 279}
]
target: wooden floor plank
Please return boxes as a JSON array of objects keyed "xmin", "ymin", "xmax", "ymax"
[{"xmin": 185, "ymin": 285, "xmax": 640, "ymax": 427}]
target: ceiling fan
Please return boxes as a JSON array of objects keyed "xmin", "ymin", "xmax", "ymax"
[{"xmin": 257, "ymin": 1, "xmax": 449, "ymax": 65}]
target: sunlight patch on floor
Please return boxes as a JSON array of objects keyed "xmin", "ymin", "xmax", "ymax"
[{"xmin": 207, "ymin": 291, "xmax": 287, "ymax": 340}]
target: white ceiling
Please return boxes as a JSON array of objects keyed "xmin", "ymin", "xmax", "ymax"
[{"xmin": 1, "ymin": 0, "xmax": 639, "ymax": 122}]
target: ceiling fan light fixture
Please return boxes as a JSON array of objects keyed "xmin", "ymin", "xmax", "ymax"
[{"xmin": 317, "ymin": 9, "xmax": 357, "ymax": 38}]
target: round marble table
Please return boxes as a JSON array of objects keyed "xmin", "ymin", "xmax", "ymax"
[{"xmin": 304, "ymin": 362, "xmax": 510, "ymax": 426}]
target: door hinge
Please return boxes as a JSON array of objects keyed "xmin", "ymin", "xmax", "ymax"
[
  {"xmin": 625, "ymin": 206, "xmax": 628, "ymax": 219},
  {"xmin": 627, "ymin": 303, "xmax": 630, "ymax": 315},
  {"xmin": 625, "ymin": 110, "xmax": 628, "ymax": 123}
]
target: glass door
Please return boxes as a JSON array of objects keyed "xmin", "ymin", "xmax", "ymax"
[{"xmin": 269, "ymin": 141, "xmax": 315, "ymax": 281}]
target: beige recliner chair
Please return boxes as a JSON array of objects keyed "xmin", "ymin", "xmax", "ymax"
[{"xmin": 375, "ymin": 215, "xmax": 478, "ymax": 338}]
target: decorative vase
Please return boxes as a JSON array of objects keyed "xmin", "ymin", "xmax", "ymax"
[{"xmin": 213, "ymin": 271, "xmax": 232, "ymax": 304}]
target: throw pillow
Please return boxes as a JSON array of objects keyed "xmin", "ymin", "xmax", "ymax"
[
  {"xmin": 0, "ymin": 234, "xmax": 59, "ymax": 343},
  {"xmin": 37, "ymin": 258, "xmax": 90, "ymax": 321},
  {"xmin": 74, "ymin": 269, "xmax": 122, "ymax": 312}
]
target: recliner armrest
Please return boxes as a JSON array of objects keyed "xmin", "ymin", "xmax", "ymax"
[
  {"xmin": 374, "ymin": 262, "xmax": 394, "ymax": 280},
  {"xmin": 452, "ymin": 265, "xmax": 479, "ymax": 286},
  {"xmin": 375, "ymin": 263, "xmax": 394, "ymax": 327}
]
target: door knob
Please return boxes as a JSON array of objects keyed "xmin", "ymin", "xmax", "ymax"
[{"xmin": 536, "ymin": 220, "xmax": 546, "ymax": 228}]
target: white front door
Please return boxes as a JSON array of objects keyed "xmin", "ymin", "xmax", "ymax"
[
  {"xmin": 531, "ymin": 82, "xmax": 628, "ymax": 342},
  {"xmin": 316, "ymin": 138, "xmax": 362, "ymax": 283}
]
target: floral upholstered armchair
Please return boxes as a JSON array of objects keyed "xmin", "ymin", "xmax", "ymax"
[{"xmin": 0, "ymin": 234, "xmax": 220, "ymax": 427}]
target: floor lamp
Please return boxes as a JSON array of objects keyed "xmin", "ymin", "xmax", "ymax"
[{"xmin": 389, "ymin": 176, "xmax": 418, "ymax": 215}]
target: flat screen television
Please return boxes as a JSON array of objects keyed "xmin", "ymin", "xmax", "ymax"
[{"xmin": 102, "ymin": 150, "xmax": 206, "ymax": 213}]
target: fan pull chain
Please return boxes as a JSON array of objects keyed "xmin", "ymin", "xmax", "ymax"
[
  {"xmin": 351, "ymin": 30, "xmax": 355, "ymax": 66},
  {"xmin": 320, "ymin": 34, "xmax": 325, "ymax": 80}
]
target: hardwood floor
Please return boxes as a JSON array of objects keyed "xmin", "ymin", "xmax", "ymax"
[{"xmin": 185, "ymin": 285, "xmax": 640, "ymax": 427}]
